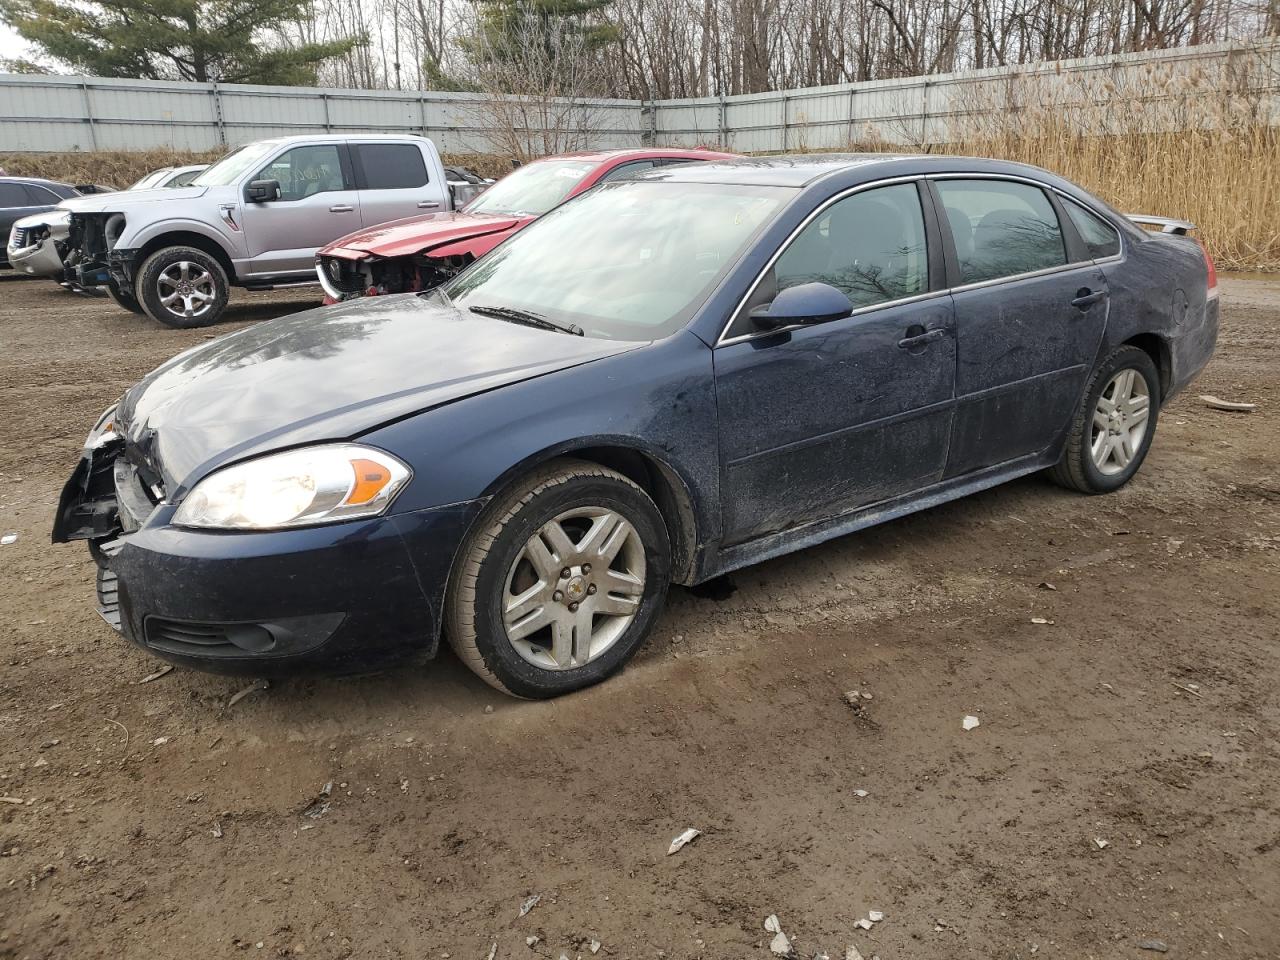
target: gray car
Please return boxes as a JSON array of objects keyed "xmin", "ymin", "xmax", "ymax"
[{"xmin": 58, "ymin": 135, "xmax": 461, "ymax": 327}]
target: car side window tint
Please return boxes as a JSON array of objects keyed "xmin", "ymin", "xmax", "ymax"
[
  {"xmin": 354, "ymin": 144, "xmax": 428, "ymax": 190},
  {"xmin": 170, "ymin": 169, "xmax": 201, "ymax": 187},
  {"xmin": 254, "ymin": 145, "xmax": 345, "ymax": 201},
  {"xmin": 1064, "ymin": 198, "xmax": 1121, "ymax": 259},
  {"xmin": 0, "ymin": 183, "xmax": 28, "ymax": 206},
  {"xmin": 598, "ymin": 160, "xmax": 656, "ymax": 183},
  {"xmin": 23, "ymin": 184, "xmax": 59, "ymax": 204},
  {"xmin": 935, "ymin": 179, "xmax": 1067, "ymax": 284},
  {"xmin": 773, "ymin": 182, "xmax": 928, "ymax": 309}
]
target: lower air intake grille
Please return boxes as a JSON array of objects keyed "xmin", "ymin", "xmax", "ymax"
[{"xmin": 145, "ymin": 618, "xmax": 276, "ymax": 657}]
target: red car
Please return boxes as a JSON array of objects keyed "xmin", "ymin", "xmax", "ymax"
[{"xmin": 315, "ymin": 147, "xmax": 737, "ymax": 301}]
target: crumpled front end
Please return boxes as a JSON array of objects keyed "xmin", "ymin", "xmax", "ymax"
[
  {"xmin": 316, "ymin": 248, "xmax": 475, "ymax": 301},
  {"xmin": 7, "ymin": 213, "xmax": 71, "ymax": 278}
]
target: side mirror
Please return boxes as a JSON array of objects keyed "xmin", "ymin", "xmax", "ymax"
[
  {"xmin": 245, "ymin": 179, "xmax": 281, "ymax": 203},
  {"xmin": 749, "ymin": 281, "xmax": 854, "ymax": 331}
]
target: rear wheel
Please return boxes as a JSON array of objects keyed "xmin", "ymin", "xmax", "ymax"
[
  {"xmin": 1049, "ymin": 345, "xmax": 1160, "ymax": 493},
  {"xmin": 136, "ymin": 246, "xmax": 229, "ymax": 328},
  {"xmin": 446, "ymin": 460, "xmax": 671, "ymax": 699},
  {"xmin": 106, "ymin": 281, "xmax": 145, "ymax": 315}
]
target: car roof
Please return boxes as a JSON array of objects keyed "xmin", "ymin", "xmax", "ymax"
[
  {"xmin": 640, "ymin": 152, "xmax": 1058, "ymax": 187},
  {"xmin": 247, "ymin": 134, "xmax": 434, "ymax": 147},
  {"xmin": 0, "ymin": 176, "xmax": 74, "ymax": 189},
  {"xmin": 535, "ymin": 148, "xmax": 737, "ymax": 164}
]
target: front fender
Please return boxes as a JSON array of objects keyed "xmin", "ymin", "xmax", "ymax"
[
  {"xmin": 123, "ymin": 216, "xmax": 245, "ymax": 261},
  {"xmin": 360, "ymin": 331, "xmax": 721, "ymax": 575}
]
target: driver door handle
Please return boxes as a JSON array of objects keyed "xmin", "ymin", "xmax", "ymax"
[
  {"xmin": 898, "ymin": 326, "xmax": 946, "ymax": 350},
  {"xmin": 1071, "ymin": 288, "xmax": 1108, "ymax": 310},
  {"xmin": 329, "ymin": 204, "xmax": 354, "ymax": 213},
  {"xmin": 417, "ymin": 200, "xmax": 441, "ymax": 209}
]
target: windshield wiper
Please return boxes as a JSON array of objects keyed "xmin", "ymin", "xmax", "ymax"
[{"xmin": 468, "ymin": 304, "xmax": 583, "ymax": 336}]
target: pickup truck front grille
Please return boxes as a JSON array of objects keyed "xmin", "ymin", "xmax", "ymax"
[
  {"xmin": 321, "ymin": 256, "xmax": 368, "ymax": 295},
  {"xmin": 9, "ymin": 225, "xmax": 30, "ymax": 249}
]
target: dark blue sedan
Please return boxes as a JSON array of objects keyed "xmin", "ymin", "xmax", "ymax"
[{"xmin": 53, "ymin": 154, "xmax": 1220, "ymax": 698}]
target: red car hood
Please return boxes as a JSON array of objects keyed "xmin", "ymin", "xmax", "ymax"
[{"xmin": 320, "ymin": 211, "xmax": 531, "ymax": 260}]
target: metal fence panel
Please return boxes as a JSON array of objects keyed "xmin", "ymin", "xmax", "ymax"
[{"xmin": 1, "ymin": 39, "xmax": 1275, "ymax": 155}]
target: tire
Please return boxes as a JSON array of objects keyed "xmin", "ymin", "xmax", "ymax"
[
  {"xmin": 1049, "ymin": 344, "xmax": 1160, "ymax": 494},
  {"xmin": 446, "ymin": 459, "xmax": 671, "ymax": 699},
  {"xmin": 136, "ymin": 246, "xmax": 229, "ymax": 328},
  {"xmin": 106, "ymin": 281, "xmax": 145, "ymax": 315}
]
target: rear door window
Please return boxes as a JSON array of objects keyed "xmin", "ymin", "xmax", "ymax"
[
  {"xmin": 0, "ymin": 183, "xmax": 29, "ymax": 206},
  {"xmin": 352, "ymin": 143, "xmax": 429, "ymax": 190},
  {"xmin": 935, "ymin": 179, "xmax": 1067, "ymax": 284},
  {"xmin": 1063, "ymin": 198, "xmax": 1121, "ymax": 259},
  {"xmin": 23, "ymin": 184, "xmax": 60, "ymax": 204},
  {"xmin": 598, "ymin": 160, "xmax": 656, "ymax": 183}
]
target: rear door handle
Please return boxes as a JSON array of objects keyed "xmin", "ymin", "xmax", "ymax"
[
  {"xmin": 329, "ymin": 204, "xmax": 354, "ymax": 213},
  {"xmin": 1071, "ymin": 288, "xmax": 1108, "ymax": 310},
  {"xmin": 417, "ymin": 200, "xmax": 441, "ymax": 209},
  {"xmin": 898, "ymin": 326, "xmax": 946, "ymax": 350}
]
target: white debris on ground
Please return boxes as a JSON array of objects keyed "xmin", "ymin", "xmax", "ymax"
[
  {"xmin": 519, "ymin": 893, "xmax": 541, "ymax": 917},
  {"xmin": 1199, "ymin": 394, "xmax": 1256, "ymax": 412},
  {"xmin": 764, "ymin": 915, "xmax": 792, "ymax": 955},
  {"xmin": 962, "ymin": 715, "xmax": 981, "ymax": 731},
  {"xmin": 667, "ymin": 827, "xmax": 701, "ymax": 855},
  {"xmin": 1094, "ymin": 837, "xmax": 1110, "ymax": 849}
]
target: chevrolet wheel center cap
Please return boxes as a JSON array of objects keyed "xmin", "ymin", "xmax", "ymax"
[{"xmin": 565, "ymin": 576, "xmax": 587, "ymax": 601}]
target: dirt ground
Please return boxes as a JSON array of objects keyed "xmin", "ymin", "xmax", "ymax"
[{"xmin": 0, "ymin": 274, "xmax": 1277, "ymax": 960}]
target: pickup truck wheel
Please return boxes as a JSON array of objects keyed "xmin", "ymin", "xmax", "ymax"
[
  {"xmin": 106, "ymin": 282, "xmax": 145, "ymax": 315},
  {"xmin": 136, "ymin": 246, "xmax": 229, "ymax": 328},
  {"xmin": 1049, "ymin": 345, "xmax": 1160, "ymax": 494},
  {"xmin": 446, "ymin": 459, "xmax": 671, "ymax": 699}
]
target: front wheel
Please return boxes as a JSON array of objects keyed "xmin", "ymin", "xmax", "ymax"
[
  {"xmin": 1049, "ymin": 345, "xmax": 1160, "ymax": 493},
  {"xmin": 446, "ymin": 460, "xmax": 671, "ymax": 698},
  {"xmin": 136, "ymin": 246, "xmax": 229, "ymax": 328}
]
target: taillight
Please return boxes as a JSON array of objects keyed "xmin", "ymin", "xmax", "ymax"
[{"xmin": 1196, "ymin": 238, "xmax": 1218, "ymax": 298}]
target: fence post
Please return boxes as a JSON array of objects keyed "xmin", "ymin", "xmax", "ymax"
[
  {"xmin": 847, "ymin": 86, "xmax": 856, "ymax": 146},
  {"xmin": 79, "ymin": 79, "xmax": 98, "ymax": 151},
  {"xmin": 418, "ymin": 95, "xmax": 430, "ymax": 142},
  {"xmin": 920, "ymin": 78, "xmax": 930, "ymax": 148},
  {"xmin": 321, "ymin": 92, "xmax": 331, "ymax": 132},
  {"xmin": 718, "ymin": 93, "xmax": 727, "ymax": 148},
  {"xmin": 211, "ymin": 82, "xmax": 227, "ymax": 147},
  {"xmin": 781, "ymin": 94, "xmax": 789, "ymax": 152}
]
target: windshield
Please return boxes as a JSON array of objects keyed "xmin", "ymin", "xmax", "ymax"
[
  {"xmin": 191, "ymin": 141, "xmax": 281, "ymax": 187},
  {"xmin": 440, "ymin": 181, "xmax": 790, "ymax": 341},
  {"xmin": 462, "ymin": 159, "xmax": 596, "ymax": 217},
  {"xmin": 129, "ymin": 169, "xmax": 169, "ymax": 190}
]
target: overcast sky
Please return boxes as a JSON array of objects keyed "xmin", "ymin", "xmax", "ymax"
[{"xmin": 1, "ymin": 23, "xmax": 37, "ymax": 64}]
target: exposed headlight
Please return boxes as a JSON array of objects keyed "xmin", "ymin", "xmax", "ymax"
[{"xmin": 173, "ymin": 444, "xmax": 411, "ymax": 530}]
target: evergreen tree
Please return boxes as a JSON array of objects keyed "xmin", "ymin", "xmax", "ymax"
[
  {"xmin": 464, "ymin": 0, "xmax": 618, "ymax": 65},
  {"xmin": 0, "ymin": 0, "xmax": 360, "ymax": 84}
]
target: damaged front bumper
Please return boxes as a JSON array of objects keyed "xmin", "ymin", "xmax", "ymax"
[{"xmin": 51, "ymin": 408, "xmax": 480, "ymax": 675}]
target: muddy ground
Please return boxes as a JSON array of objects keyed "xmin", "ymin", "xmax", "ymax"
[{"xmin": 0, "ymin": 275, "xmax": 1277, "ymax": 960}]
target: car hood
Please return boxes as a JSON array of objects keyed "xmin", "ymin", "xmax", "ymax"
[
  {"xmin": 320, "ymin": 210, "xmax": 530, "ymax": 260},
  {"xmin": 59, "ymin": 185, "xmax": 210, "ymax": 213},
  {"xmin": 116, "ymin": 294, "xmax": 640, "ymax": 494},
  {"xmin": 12, "ymin": 209, "xmax": 70, "ymax": 231}
]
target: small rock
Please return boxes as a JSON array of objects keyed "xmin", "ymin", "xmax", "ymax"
[
  {"xmin": 1037, "ymin": 581, "xmax": 1057, "ymax": 591},
  {"xmin": 525, "ymin": 936, "xmax": 539, "ymax": 947},
  {"xmin": 151, "ymin": 736, "xmax": 170, "ymax": 746},
  {"xmin": 212, "ymin": 821, "xmax": 223, "ymax": 838},
  {"xmin": 1138, "ymin": 940, "xmax": 1169, "ymax": 953},
  {"xmin": 484, "ymin": 705, "xmax": 494, "ymax": 714},
  {"xmin": 486, "ymin": 943, "xmax": 497, "ymax": 960},
  {"xmin": 868, "ymin": 910, "xmax": 884, "ymax": 923},
  {"xmin": 855, "ymin": 918, "xmax": 873, "ymax": 930},
  {"xmin": 764, "ymin": 915, "xmax": 782, "ymax": 934},
  {"xmin": 962, "ymin": 715, "xmax": 980, "ymax": 731},
  {"xmin": 769, "ymin": 932, "xmax": 792, "ymax": 956},
  {"xmin": 33, "ymin": 757, "xmax": 48, "ymax": 768},
  {"xmin": 845, "ymin": 948, "xmax": 864, "ymax": 960},
  {"xmin": 590, "ymin": 941, "xmax": 601, "ymax": 954},
  {"xmin": 1030, "ymin": 617, "xmax": 1053, "ymax": 625},
  {"xmin": 1, "ymin": 533, "xmax": 18, "ymax": 545},
  {"xmin": 853, "ymin": 789, "xmax": 869, "ymax": 798},
  {"xmin": 1094, "ymin": 837, "xmax": 1110, "ymax": 849}
]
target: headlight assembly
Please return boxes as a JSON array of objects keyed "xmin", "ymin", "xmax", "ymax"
[{"xmin": 173, "ymin": 444, "xmax": 411, "ymax": 530}]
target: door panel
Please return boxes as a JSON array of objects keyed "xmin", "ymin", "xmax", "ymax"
[
  {"xmin": 716, "ymin": 297, "xmax": 956, "ymax": 544},
  {"xmin": 239, "ymin": 144, "xmax": 359, "ymax": 276},
  {"xmin": 351, "ymin": 142, "xmax": 448, "ymax": 227},
  {"xmin": 933, "ymin": 178, "xmax": 1109, "ymax": 475}
]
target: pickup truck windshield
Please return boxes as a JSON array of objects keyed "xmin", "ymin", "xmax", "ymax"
[
  {"xmin": 463, "ymin": 159, "xmax": 596, "ymax": 217},
  {"xmin": 191, "ymin": 142, "xmax": 280, "ymax": 187},
  {"xmin": 441, "ymin": 181, "xmax": 791, "ymax": 341}
]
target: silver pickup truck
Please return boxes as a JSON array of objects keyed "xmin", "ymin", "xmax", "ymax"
[{"xmin": 59, "ymin": 134, "xmax": 475, "ymax": 328}]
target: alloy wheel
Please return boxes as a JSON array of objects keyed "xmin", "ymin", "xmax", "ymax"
[
  {"xmin": 501, "ymin": 506, "xmax": 647, "ymax": 670},
  {"xmin": 1091, "ymin": 368, "xmax": 1151, "ymax": 475},
  {"xmin": 157, "ymin": 261, "xmax": 216, "ymax": 320}
]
